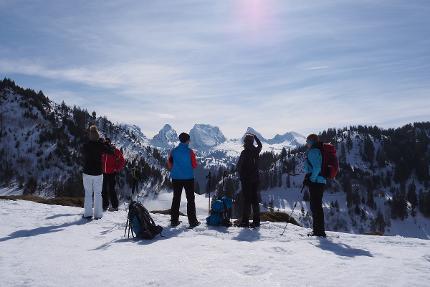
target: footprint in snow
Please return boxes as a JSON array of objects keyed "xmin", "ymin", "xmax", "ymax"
[
  {"xmin": 144, "ymin": 280, "xmax": 161, "ymax": 286},
  {"xmin": 271, "ymin": 246, "xmax": 293, "ymax": 255},
  {"xmin": 241, "ymin": 264, "xmax": 268, "ymax": 276}
]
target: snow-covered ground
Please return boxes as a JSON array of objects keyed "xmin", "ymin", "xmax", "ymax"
[{"xmin": 1, "ymin": 198, "xmax": 430, "ymax": 287}]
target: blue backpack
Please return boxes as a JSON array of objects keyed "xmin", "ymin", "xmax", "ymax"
[{"xmin": 206, "ymin": 196, "xmax": 233, "ymax": 227}]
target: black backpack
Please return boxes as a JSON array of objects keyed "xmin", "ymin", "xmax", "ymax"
[{"xmin": 125, "ymin": 201, "xmax": 163, "ymax": 240}]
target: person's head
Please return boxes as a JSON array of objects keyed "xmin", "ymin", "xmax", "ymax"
[
  {"xmin": 105, "ymin": 137, "xmax": 111, "ymax": 145},
  {"xmin": 88, "ymin": 125, "xmax": 100, "ymax": 141},
  {"xmin": 243, "ymin": 133, "xmax": 255, "ymax": 149},
  {"xmin": 179, "ymin": 132, "xmax": 191, "ymax": 144},
  {"xmin": 306, "ymin": 134, "xmax": 319, "ymax": 149}
]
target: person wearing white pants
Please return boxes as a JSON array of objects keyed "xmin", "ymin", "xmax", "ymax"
[
  {"xmin": 82, "ymin": 125, "xmax": 114, "ymax": 220},
  {"xmin": 83, "ymin": 174, "xmax": 104, "ymax": 218}
]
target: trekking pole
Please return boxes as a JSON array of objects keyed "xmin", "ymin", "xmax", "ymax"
[
  {"xmin": 222, "ymin": 171, "xmax": 228, "ymax": 197},
  {"xmin": 280, "ymin": 184, "xmax": 305, "ymax": 236},
  {"xmin": 124, "ymin": 217, "xmax": 129, "ymax": 238},
  {"xmin": 206, "ymin": 172, "xmax": 212, "ymax": 215}
]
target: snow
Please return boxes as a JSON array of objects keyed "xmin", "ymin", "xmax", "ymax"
[
  {"xmin": 1, "ymin": 198, "xmax": 430, "ymax": 287},
  {"xmin": 189, "ymin": 124, "xmax": 227, "ymax": 150}
]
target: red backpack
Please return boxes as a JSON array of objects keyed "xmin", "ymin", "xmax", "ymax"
[{"xmin": 318, "ymin": 142, "xmax": 339, "ymax": 179}]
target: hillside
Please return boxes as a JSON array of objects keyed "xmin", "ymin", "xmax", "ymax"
[
  {"xmin": 0, "ymin": 79, "xmax": 170, "ymax": 198},
  {"xmin": 254, "ymin": 125, "xmax": 430, "ymax": 238},
  {"xmin": 1, "ymin": 79, "xmax": 430, "ymax": 238},
  {"xmin": 1, "ymin": 199, "xmax": 429, "ymax": 287}
]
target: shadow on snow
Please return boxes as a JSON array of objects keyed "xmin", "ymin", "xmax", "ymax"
[
  {"xmin": 315, "ymin": 238, "xmax": 373, "ymax": 258},
  {"xmin": 0, "ymin": 218, "xmax": 88, "ymax": 242},
  {"xmin": 232, "ymin": 228, "xmax": 261, "ymax": 242}
]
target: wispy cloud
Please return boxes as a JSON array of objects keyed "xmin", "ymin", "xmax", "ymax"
[{"xmin": 0, "ymin": 0, "xmax": 429, "ymax": 138}]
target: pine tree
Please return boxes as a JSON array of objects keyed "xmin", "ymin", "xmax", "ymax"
[
  {"xmin": 278, "ymin": 168, "xmax": 282, "ymax": 187},
  {"xmin": 376, "ymin": 148, "xmax": 386, "ymax": 168},
  {"xmin": 281, "ymin": 147, "xmax": 287, "ymax": 160},
  {"xmin": 407, "ymin": 182, "xmax": 418, "ymax": 210},
  {"xmin": 343, "ymin": 176, "xmax": 353, "ymax": 208},
  {"xmin": 367, "ymin": 187, "xmax": 376, "ymax": 209},
  {"xmin": 340, "ymin": 143, "xmax": 347, "ymax": 164},
  {"xmin": 363, "ymin": 135, "xmax": 375, "ymax": 163},
  {"xmin": 346, "ymin": 136, "xmax": 353, "ymax": 151}
]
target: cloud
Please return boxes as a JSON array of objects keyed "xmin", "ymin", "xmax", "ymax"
[
  {"xmin": 0, "ymin": 59, "xmax": 200, "ymax": 97},
  {"xmin": 0, "ymin": 0, "xmax": 429, "ymax": 138}
]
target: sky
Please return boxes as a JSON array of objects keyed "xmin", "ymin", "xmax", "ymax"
[{"xmin": 0, "ymin": 0, "xmax": 429, "ymax": 138}]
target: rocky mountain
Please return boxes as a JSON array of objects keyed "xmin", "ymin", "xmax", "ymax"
[
  {"xmin": 148, "ymin": 124, "xmax": 306, "ymax": 159},
  {"xmin": 189, "ymin": 124, "xmax": 227, "ymax": 150},
  {"xmin": 268, "ymin": 131, "xmax": 306, "ymax": 146},
  {"xmin": 150, "ymin": 124, "xmax": 178, "ymax": 149}
]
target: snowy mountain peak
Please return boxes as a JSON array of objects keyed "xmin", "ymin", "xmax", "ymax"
[
  {"xmin": 243, "ymin": 127, "xmax": 305, "ymax": 145},
  {"xmin": 119, "ymin": 124, "xmax": 147, "ymax": 140},
  {"xmin": 189, "ymin": 124, "xmax": 226, "ymax": 150},
  {"xmin": 268, "ymin": 131, "xmax": 306, "ymax": 146},
  {"xmin": 151, "ymin": 124, "xmax": 178, "ymax": 148},
  {"xmin": 245, "ymin": 127, "xmax": 267, "ymax": 142}
]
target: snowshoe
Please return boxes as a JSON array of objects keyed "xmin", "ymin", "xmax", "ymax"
[{"xmin": 108, "ymin": 207, "xmax": 119, "ymax": 212}]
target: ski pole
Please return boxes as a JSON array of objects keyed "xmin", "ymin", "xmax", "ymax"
[
  {"xmin": 206, "ymin": 172, "xmax": 212, "ymax": 215},
  {"xmin": 280, "ymin": 184, "xmax": 305, "ymax": 236},
  {"xmin": 124, "ymin": 217, "xmax": 129, "ymax": 238}
]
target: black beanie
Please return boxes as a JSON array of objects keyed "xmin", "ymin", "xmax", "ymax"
[{"xmin": 179, "ymin": 132, "xmax": 191, "ymax": 143}]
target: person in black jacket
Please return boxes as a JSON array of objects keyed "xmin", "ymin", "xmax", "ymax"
[
  {"xmin": 82, "ymin": 125, "xmax": 113, "ymax": 219},
  {"xmin": 236, "ymin": 133, "xmax": 262, "ymax": 228}
]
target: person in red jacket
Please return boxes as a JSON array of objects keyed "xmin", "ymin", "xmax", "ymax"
[{"xmin": 102, "ymin": 138, "xmax": 125, "ymax": 211}]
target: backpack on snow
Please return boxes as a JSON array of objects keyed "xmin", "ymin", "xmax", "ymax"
[
  {"xmin": 125, "ymin": 201, "xmax": 163, "ymax": 240},
  {"xmin": 316, "ymin": 142, "xmax": 339, "ymax": 180},
  {"xmin": 206, "ymin": 196, "xmax": 233, "ymax": 227}
]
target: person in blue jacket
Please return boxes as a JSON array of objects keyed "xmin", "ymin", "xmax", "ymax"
[
  {"xmin": 167, "ymin": 132, "xmax": 200, "ymax": 228},
  {"xmin": 304, "ymin": 134, "xmax": 327, "ymax": 237}
]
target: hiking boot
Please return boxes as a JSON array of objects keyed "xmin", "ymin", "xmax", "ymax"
[
  {"xmin": 108, "ymin": 207, "xmax": 119, "ymax": 212},
  {"xmin": 236, "ymin": 221, "xmax": 250, "ymax": 228},
  {"xmin": 250, "ymin": 222, "xmax": 260, "ymax": 228},
  {"xmin": 82, "ymin": 215, "xmax": 92, "ymax": 220},
  {"xmin": 189, "ymin": 221, "xmax": 201, "ymax": 229},
  {"xmin": 307, "ymin": 231, "xmax": 327, "ymax": 238},
  {"xmin": 171, "ymin": 220, "xmax": 181, "ymax": 227}
]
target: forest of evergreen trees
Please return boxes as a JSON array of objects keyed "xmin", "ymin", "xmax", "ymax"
[{"xmin": 0, "ymin": 78, "xmax": 167, "ymax": 198}]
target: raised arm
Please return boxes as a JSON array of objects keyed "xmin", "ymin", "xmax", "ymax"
[{"xmin": 254, "ymin": 135, "xmax": 262, "ymax": 154}]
